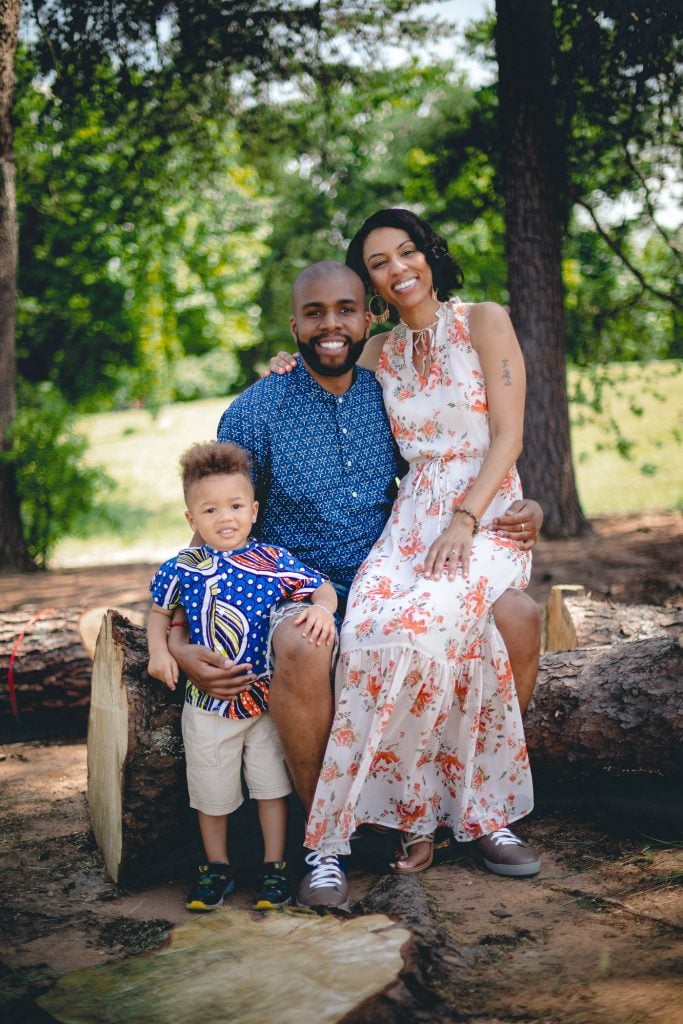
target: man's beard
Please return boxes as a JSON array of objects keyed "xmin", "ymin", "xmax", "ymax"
[{"xmin": 294, "ymin": 330, "xmax": 367, "ymax": 377}]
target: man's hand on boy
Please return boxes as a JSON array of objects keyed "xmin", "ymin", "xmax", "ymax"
[
  {"xmin": 167, "ymin": 635, "xmax": 256, "ymax": 699},
  {"xmin": 295, "ymin": 604, "xmax": 336, "ymax": 647}
]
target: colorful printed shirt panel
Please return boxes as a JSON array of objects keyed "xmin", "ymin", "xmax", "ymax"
[
  {"xmin": 150, "ymin": 540, "xmax": 325, "ymax": 719},
  {"xmin": 217, "ymin": 359, "xmax": 405, "ymax": 600}
]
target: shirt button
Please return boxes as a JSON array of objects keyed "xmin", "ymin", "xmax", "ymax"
[
  {"xmin": 338, "ymin": 397, "xmax": 343, "ymax": 403},
  {"xmin": 351, "ymin": 491, "xmax": 358, "ymax": 498},
  {"xmin": 346, "ymin": 460, "xmax": 352, "ymax": 466},
  {"xmin": 342, "ymin": 427, "xmax": 348, "ymax": 434}
]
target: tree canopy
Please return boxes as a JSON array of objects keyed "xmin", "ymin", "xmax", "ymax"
[{"xmin": 0, "ymin": 0, "xmax": 681, "ymax": 563}]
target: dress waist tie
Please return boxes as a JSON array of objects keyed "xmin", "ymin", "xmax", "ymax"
[{"xmin": 412, "ymin": 452, "xmax": 483, "ymax": 531}]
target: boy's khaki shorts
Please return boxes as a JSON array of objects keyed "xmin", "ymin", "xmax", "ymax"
[{"xmin": 181, "ymin": 703, "xmax": 291, "ymax": 816}]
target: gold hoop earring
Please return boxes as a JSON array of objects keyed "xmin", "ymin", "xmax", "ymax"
[{"xmin": 369, "ymin": 292, "xmax": 390, "ymax": 324}]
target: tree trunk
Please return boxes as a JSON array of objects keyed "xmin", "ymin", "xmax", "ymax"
[
  {"xmin": 543, "ymin": 584, "xmax": 683, "ymax": 653},
  {"xmin": 88, "ymin": 612, "xmax": 682, "ymax": 886},
  {"xmin": 494, "ymin": 0, "xmax": 588, "ymax": 538},
  {"xmin": 0, "ymin": 0, "xmax": 30, "ymax": 568}
]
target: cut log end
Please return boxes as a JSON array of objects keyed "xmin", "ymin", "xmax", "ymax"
[
  {"xmin": 543, "ymin": 584, "xmax": 585, "ymax": 652},
  {"xmin": 86, "ymin": 610, "xmax": 194, "ymax": 887},
  {"xmin": 543, "ymin": 584, "xmax": 682, "ymax": 654},
  {"xmin": 87, "ymin": 612, "xmax": 127, "ymax": 882}
]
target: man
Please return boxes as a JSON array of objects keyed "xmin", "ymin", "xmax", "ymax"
[{"xmin": 170, "ymin": 261, "xmax": 542, "ymax": 909}]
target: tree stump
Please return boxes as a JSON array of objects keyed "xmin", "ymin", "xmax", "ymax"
[
  {"xmin": 543, "ymin": 584, "xmax": 682, "ymax": 653},
  {"xmin": 87, "ymin": 611, "xmax": 196, "ymax": 885}
]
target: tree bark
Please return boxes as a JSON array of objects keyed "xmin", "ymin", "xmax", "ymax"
[
  {"xmin": 88, "ymin": 612, "xmax": 682, "ymax": 885},
  {"xmin": 0, "ymin": 605, "xmax": 144, "ymax": 738},
  {"xmin": 0, "ymin": 608, "xmax": 93, "ymax": 720},
  {"xmin": 494, "ymin": 0, "xmax": 588, "ymax": 538},
  {"xmin": 525, "ymin": 635, "xmax": 682, "ymax": 781},
  {"xmin": 0, "ymin": 0, "xmax": 31, "ymax": 568},
  {"xmin": 543, "ymin": 584, "xmax": 683, "ymax": 653}
]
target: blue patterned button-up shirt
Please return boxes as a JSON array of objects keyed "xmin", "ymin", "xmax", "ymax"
[{"xmin": 217, "ymin": 360, "xmax": 404, "ymax": 604}]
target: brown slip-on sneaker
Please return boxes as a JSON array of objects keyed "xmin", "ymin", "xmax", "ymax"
[{"xmin": 472, "ymin": 827, "xmax": 540, "ymax": 877}]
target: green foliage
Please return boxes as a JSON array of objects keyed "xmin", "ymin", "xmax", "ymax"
[
  {"xmin": 13, "ymin": 1, "xmax": 681, "ymax": 404},
  {"xmin": 234, "ymin": 61, "xmax": 509, "ymax": 363},
  {"xmin": 564, "ymin": 228, "xmax": 680, "ymax": 364},
  {"xmin": 1, "ymin": 381, "xmax": 114, "ymax": 568},
  {"xmin": 13, "ymin": 49, "xmax": 270, "ymax": 409}
]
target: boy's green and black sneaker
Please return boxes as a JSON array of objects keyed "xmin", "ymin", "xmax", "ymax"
[
  {"xmin": 186, "ymin": 862, "xmax": 235, "ymax": 911},
  {"xmin": 254, "ymin": 861, "xmax": 292, "ymax": 910}
]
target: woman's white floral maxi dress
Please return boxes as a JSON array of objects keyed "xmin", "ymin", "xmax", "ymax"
[{"xmin": 305, "ymin": 298, "xmax": 534, "ymax": 855}]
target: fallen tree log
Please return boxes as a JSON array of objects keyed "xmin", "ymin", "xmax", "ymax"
[
  {"xmin": 543, "ymin": 584, "xmax": 682, "ymax": 653},
  {"xmin": 0, "ymin": 606, "xmax": 145, "ymax": 729},
  {"xmin": 88, "ymin": 612, "xmax": 683, "ymax": 886},
  {"xmin": 525, "ymin": 634, "xmax": 683, "ymax": 781},
  {"xmin": 0, "ymin": 609, "xmax": 93, "ymax": 718},
  {"xmin": 38, "ymin": 877, "xmax": 480, "ymax": 1024}
]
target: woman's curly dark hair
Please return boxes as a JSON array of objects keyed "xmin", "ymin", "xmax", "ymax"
[{"xmin": 345, "ymin": 209, "xmax": 464, "ymax": 315}]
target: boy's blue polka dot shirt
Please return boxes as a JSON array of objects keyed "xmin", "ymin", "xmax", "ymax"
[
  {"xmin": 151, "ymin": 541, "xmax": 325, "ymax": 719},
  {"xmin": 217, "ymin": 360, "xmax": 404, "ymax": 606}
]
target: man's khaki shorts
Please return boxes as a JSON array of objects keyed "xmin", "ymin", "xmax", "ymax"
[{"xmin": 181, "ymin": 702, "xmax": 291, "ymax": 815}]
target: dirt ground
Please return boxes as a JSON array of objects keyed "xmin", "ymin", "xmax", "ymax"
[{"xmin": 0, "ymin": 510, "xmax": 681, "ymax": 1023}]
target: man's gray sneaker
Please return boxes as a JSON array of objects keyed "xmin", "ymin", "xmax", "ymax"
[
  {"xmin": 472, "ymin": 827, "xmax": 540, "ymax": 877},
  {"xmin": 297, "ymin": 851, "xmax": 350, "ymax": 910}
]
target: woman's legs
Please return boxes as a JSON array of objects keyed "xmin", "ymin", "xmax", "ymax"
[{"xmin": 492, "ymin": 589, "xmax": 541, "ymax": 713}]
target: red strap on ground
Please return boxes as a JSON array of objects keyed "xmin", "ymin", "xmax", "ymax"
[{"xmin": 7, "ymin": 608, "xmax": 57, "ymax": 720}]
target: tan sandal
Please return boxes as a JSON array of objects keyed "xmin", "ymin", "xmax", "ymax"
[{"xmin": 391, "ymin": 832, "xmax": 435, "ymax": 873}]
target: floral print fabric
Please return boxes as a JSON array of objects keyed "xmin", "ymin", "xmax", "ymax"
[{"xmin": 305, "ymin": 299, "xmax": 534, "ymax": 854}]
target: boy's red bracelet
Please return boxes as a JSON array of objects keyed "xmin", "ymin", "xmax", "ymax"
[{"xmin": 169, "ymin": 620, "xmax": 189, "ymax": 629}]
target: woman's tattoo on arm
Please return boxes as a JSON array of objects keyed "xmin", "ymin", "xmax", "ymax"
[{"xmin": 501, "ymin": 357, "xmax": 512, "ymax": 386}]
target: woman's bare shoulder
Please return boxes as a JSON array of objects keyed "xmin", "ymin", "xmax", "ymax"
[{"xmin": 467, "ymin": 301, "xmax": 511, "ymax": 327}]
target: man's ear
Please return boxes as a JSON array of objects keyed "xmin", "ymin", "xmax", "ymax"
[
  {"xmin": 364, "ymin": 309, "xmax": 372, "ymax": 338},
  {"xmin": 289, "ymin": 315, "xmax": 298, "ymax": 343}
]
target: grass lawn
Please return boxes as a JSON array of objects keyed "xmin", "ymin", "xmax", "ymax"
[
  {"xmin": 568, "ymin": 360, "xmax": 682, "ymax": 516},
  {"xmin": 51, "ymin": 360, "xmax": 682, "ymax": 567}
]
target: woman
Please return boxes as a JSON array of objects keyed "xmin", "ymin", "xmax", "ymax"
[{"xmin": 303, "ymin": 208, "xmax": 535, "ymax": 873}]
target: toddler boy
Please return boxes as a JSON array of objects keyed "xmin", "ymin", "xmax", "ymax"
[{"xmin": 148, "ymin": 441, "xmax": 337, "ymax": 910}]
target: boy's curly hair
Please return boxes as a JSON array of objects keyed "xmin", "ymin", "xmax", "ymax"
[{"xmin": 180, "ymin": 441, "xmax": 254, "ymax": 501}]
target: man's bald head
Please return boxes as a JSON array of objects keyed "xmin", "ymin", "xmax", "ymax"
[{"xmin": 292, "ymin": 261, "xmax": 366, "ymax": 310}]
